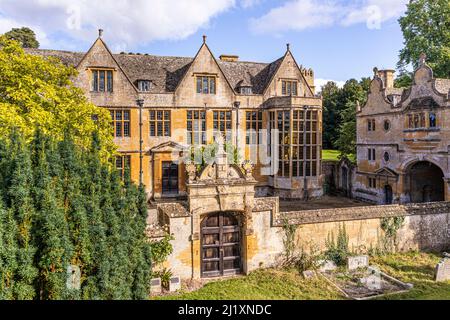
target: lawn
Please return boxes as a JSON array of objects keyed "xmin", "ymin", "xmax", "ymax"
[
  {"xmin": 322, "ymin": 149, "xmax": 341, "ymax": 161},
  {"xmin": 157, "ymin": 252, "xmax": 450, "ymax": 300}
]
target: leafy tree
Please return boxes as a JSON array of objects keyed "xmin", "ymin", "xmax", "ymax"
[
  {"xmin": 0, "ymin": 36, "xmax": 115, "ymax": 161},
  {"xmin": 321, "ymin": 81, "xmax": 342, "ymax": 149},
  {"xmin": 394, "ymin": 72, "xmax": 413, "ymax": 88},
  {"xmin": 398, "ymin": 0, "xmax": 450, "ymax": 78},
  {"xmin": 4, "ymin": 27, "xmax": 39, "ymax": 49}
]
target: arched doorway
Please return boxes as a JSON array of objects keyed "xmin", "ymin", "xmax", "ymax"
[
  {"xmin": 384, "ymin": 185, "xmax": 393, "ymax": 204},
  {"xmin": 408, "ymin": 161, "xmax": 444, "ymax": 203},
  {"xmin": 201, "ymin": 212, "xmax": 242, "ymax": 278}
]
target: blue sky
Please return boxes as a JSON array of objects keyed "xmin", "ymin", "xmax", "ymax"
[{"xmin": 0, "ymin": 0, "xmax": 409, "ymax": 89}]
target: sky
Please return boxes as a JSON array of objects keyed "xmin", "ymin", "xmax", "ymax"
[{"xmin": 0, "ymin": 0, "xmax": 410, "ymax": 90}]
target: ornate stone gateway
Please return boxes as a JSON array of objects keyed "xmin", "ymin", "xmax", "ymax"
[{"xmin": 201, "ymin": 212, "xmax": 241, "ymax": 277}]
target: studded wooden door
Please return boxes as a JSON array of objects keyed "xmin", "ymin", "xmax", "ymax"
[{"xmin": 201, "ymin": 212, "xmax": 242, "ymax": 278}]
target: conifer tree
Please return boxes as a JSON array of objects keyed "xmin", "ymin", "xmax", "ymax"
[
  {"xmin": 6, "ymin": 130, "xmax": 38, "ymax": 299},
  {"xmin": 0, "ymin": 206, "xmax": 19, "ymax": 300},
  {"xmin": 31, "ymin": 130, "xmax": 73, "ymax": 300}
]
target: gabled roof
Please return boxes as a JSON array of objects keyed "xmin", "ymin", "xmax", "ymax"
[{"xmin": 25, "ymin": 45, "xmax": 306, "ymax": 95}]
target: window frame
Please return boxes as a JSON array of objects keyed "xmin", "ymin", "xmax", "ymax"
[
  {"xmin": 281, "ymin": 80, "xmax": 298, "ymax": 96},
  {"xmin": 196, "ymin": 75, "xmax": 217, "ymax": 95},
  {"xmin": 138, "ymin": 80, "xmax": 152, "ymax": 92},
  {"xmin": 115, "ymin": 155, "xmax": 131, "ymax": 179},
  {"xmin": 187, "ymin": 110, "xmax": 207, "ymax": 145},
  {"xmin": 149, "ymin": 110, "xmax": 171, "ymax": 137},
  {"xmin": 246, "ymin": 111, "xmax": 262, "ymax": 145},
  {"xmin": 213, "ymin": 110, "xmax": 232, "ymax": 142},
  {"xmin": 91, "ymin": 68, "xmax": 114, "ymax": 92},
  {"xmin": 110, "ymin": 110, "xmax": 131, "ymax": 138}
]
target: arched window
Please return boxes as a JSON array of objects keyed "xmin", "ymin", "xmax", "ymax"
[{"xmin": 429, "ymin": 113, "xmax": 437, "ymax": 128}]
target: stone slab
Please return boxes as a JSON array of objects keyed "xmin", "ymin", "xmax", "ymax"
[
  {"xmin": 169, "ymin": 276, "xmax": 181, "ymax": 292},
  {"xmin": 150, "ymin": 278, "xmax": 162, "ymax": 294},
  {"xmin": 348, "ymin": 255, "xmax": 369, "ymax": 271},
  {"xmin": 435, "ymin": 258, "xmax": 450, "ymax": 282}
]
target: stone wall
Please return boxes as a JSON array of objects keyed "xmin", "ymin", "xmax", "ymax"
[{"xmin": 153, "ymin": 197, "xmax": 450, "ymax": 279}]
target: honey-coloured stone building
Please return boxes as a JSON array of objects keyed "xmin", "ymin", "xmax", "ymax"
[
  {"xmin": 354, "ymin": 55, "xmax": 450, "ymax": 205},
  {"xmin": 27, "ymin": 31, "xmax": 323, "ymax": 202}
]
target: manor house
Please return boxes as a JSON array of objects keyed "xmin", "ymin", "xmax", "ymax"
[
  {"xmin": 28, "ymin": 30, "xmax": 323, "ymax": 201},
  {"xmin": 354, "ymin": 55, "xmax": 450, "ymax": 204}
]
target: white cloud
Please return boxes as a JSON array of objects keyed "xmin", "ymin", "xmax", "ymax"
[
  {"xmin": 250, "ymin": 0, "xmax": 408, "ymax": 35},
  {"xmin": 250, "ymin": 0, "xmax": 338, "ymax": 34},
  {"xmin": 0, "ymin": 0, "xmax": 238, "ymax": 50},
  {"xmin": 315, "ymin": 78, "xmax": 345, "ymax": 92}
]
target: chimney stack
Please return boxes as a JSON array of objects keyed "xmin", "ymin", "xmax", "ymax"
[
  {"xmin": 378, "ymin": 69, "xmax": 395, "ymax": 89},
  {"xmin": 219, "ymin": 55, "xmax": 239, "ymax": 62}
]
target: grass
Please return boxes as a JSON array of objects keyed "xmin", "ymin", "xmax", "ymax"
[
  {"xmin": 371, "ymin": 252, "xmax": 450, "ymax": 300},
  {"xmin": 157, "ymin": 252, "xmax": 450, "ymax": 300},
  {"xmin": 322, "ymin": 149, "xmax": 341, "ymax": 161}
]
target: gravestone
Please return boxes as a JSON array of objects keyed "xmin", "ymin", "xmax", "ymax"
[
  {"xmin": 150, "ymin": 278, "xmax": 162, "ymax": 294},
  {"xmin": 319, "ymin": 260, "xmax": 337, "ymax": 272},
  {"xmin": 66, "ymin": 265, "xmax": 81, "ymax": 290},
  {"xmin": 360, "ymin": 267, "xmax": 382, "ymax": 290},
  {"xmin": 169, "ymin": 276, "xmax": 181, "ymax": 292},
  {"xmin": 347, "ymin": 255, "xmax": 369, "ymax": 271},
  {"xmin": 435, "ymin": 258, "xmax": 450, "ymax": 282},
  {"xmin": 302, "ymin": 270, "xmax": 316, "ymax": 279}
]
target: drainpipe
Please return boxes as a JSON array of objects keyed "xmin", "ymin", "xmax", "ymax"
[
  {"xmin": 136, "ymin": 98, "xmax": 145, "ymax": 186},
  {"xmin": 303, "ymin": 105, "xmax": 309, "ymax": 200},
  {"xmin": 234, "ymin": 101, "xmax": 241, "ymax": 152}
]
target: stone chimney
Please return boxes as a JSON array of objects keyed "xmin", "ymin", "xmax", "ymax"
[
  {"xmin": 219, "ymin": 55, "xmax": 239, "ymax": 62},
  {"xmin": 378, "ymin": 69, "xmax": 395, "ymax": 89}
]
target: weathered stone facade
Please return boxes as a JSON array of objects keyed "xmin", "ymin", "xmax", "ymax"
[
  {"xmin": 27, "ymin": 32, "xmax": 323, "ymax": 201},
  {"xmin": 355, "ymin": 58, "xmax": 450, "ymax": 204}
]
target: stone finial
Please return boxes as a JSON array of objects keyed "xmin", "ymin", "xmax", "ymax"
[
  {"xmin": 286, "ymin": 43, "xmax": 290, "ymax": 51},
  {"xmin": 186, "ymin": 161, "xmax": 197, "ymax": 183},
  {"xmin": 356, "ymin": 100, "xmax": 361, "ymax": 112},
  {"xmin": 202, "ymin": 35, "xmax": 207, "ymax": 44},
  {"xmin": 373, "ymin": 67, "xmax": 379, "ymax": 78},
  {"xmin": 98, "ymin": 29, "xmax": 104, "ymax": 38},
  {"xmin": 419, "ymin": 53, "xmax": 427, "ymax": 66},
  {"xmin": 242, "ymin": 160, "xmax": 254, "ymax": 178}
]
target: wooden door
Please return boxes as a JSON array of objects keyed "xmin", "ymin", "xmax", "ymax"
[{"xmin": 201, "ymin": 212, "xmax": 241, "ymax": 278}]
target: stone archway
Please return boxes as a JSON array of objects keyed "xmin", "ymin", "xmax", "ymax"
[
  {"xmin": 407, "ymin": 161, "xmax": 444, "ymax": 203},
  {"xmin": 200, "ymin": 212, "xmax": 242, "ymax": 278}
]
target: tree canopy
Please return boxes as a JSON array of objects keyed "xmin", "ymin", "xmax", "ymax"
[
  {"xmin": 398, "ymin": 0, "xmax": 450, "ymax": 78},
  {"xmin": 0, "ymin": 36, "xmax": 115, "ymax": 161},
  {"xmin": 321, "ymin": 78, "xmax": 370, "ymax": 158},
  {"xmin": 3, "ymin": 27, "xmax": 39, "ymax": 49}
]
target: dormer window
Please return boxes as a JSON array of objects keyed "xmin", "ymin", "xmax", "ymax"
[
  {"xmin": 281, "ymin": 80, "xmax": 298, "ymax": 96},
  {"xmin": 91, "ymin": 69, "xmax": 113, "ymax": 92},
  {"xmin": 196, "ymin": 75, "xmax": 216, "ymax": 94},
  {"xmin": 240, "ymin": 86, "xmax": 252, "ymax": 95},
  {"xmin": 138, "ymin": 80, "xmax": 152, "ymax": 92}
]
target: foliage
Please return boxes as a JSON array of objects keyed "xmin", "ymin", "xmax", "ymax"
[
  {"xmin": 159, "ymin": 252, "xmax": 450, "ymax": 300},
  {"xmin": 0, "ymin": 36, "xmax": 115, "ymax": 162},
  {"xmin": 290, "ymin": 245, "xmax": 322, "ymax": 273},
  {"xmin": 322, "ymin": 149, "xmax": 341, "ymax": 162},
  {"xmin": 186, "ymin": 140, "xmax": 242, "ymax": 171},
  {"xmin": 398, "ymin": 0, "xmax": 450, "ymax": 78},
  {"xmin": 281, "ymin": 217, "xmax": 298, "ymax": 262},
  {"xmin": 0, "ymin": 129, "xmax": 152, "ymax": 300},
  {"xmin": 154, "ymin": 268, "xmax": 173, "ymax": 289},
  {"xmin": 320, "ymin": 78, "xmax": 370, "ymax": 156},
  {"xmin": 394, "ymin": 72, "xmax": 413, "ymax": 88},
  {"xmin": 380, "ymin": 216, "xmax": 405, "ymax": 254},
  {"xmin": 324, "ymin": 224, "xmax": 350, "ymax": 266},
  {"xmin": 3, "ymin": 27, "xmax": 39, "ymax": 49},
  {"xmin": 150, "ymin": 234, "xmax": 174, "ymax": 267}
]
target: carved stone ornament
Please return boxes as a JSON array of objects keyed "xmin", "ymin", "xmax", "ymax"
[{"xmin": 242, "ymin": 160, "xmax": 254, "ymax": 177}]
